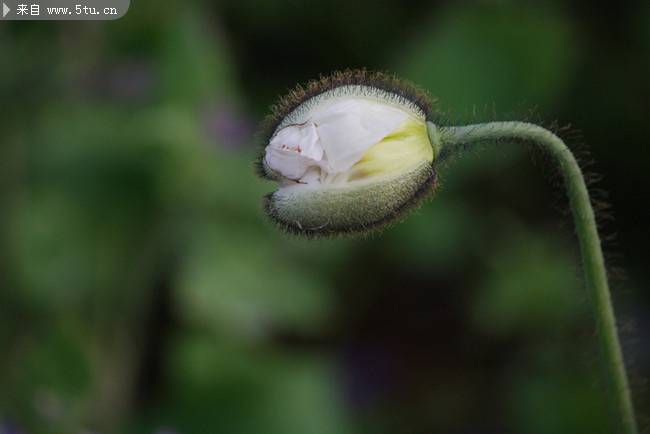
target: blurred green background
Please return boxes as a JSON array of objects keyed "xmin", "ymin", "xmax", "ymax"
[{"xmin": 1, "ymin": 0, "xmax": 649, "ymax": 433}]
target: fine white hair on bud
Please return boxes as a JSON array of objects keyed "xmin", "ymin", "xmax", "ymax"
[{"xmin": 256, "ymin": 69, "xmax": 440, "ymax": 236}]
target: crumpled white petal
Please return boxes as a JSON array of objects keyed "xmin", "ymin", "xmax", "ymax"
[
  {"xmin": 264, "ymin": 97, "xmax": 410, "ymax": 182},
  {"xmin": 266, "ymin": 122, "xmax": 324, "ymax": 180}
]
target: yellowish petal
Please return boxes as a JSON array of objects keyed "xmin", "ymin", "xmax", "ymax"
[{"xmin": 347, "ymin": 118, "xmax": 432, "ymax": 182}]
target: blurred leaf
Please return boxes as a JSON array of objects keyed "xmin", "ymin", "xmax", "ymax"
[
  {"xmin": 399, "ymin": 3, "xmax": 577, "ymax": 117},
  {"xmin": 508, "ymin": 348, "xmax": 609, "ymax": 434},
  {"xmin": 176, "ymin": 224, "xmax": 335, "ymax": 339},
  {"xmin": 158, "ymin": 4, "xmax": 239, "ymax": 107},
  {"xmin": 0, "ymin": 324, "xmax": 91, "ymax": 433},
  {"xmin": 135, "ymin": 335, "xmax": 351, "ymax": 434},
  {"xmin": 471, "ymin": 226, "xmax": 584, "ymax": 335}
]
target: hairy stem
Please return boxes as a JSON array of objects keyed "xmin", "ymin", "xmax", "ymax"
[{"xmin": 433, "ymin": 121, "xmax": 637, "ymax": 434}]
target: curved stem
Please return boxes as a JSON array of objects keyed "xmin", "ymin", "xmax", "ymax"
[{"xmin": 434, "ymin": 121, "xmax": 637, "ymax": 434}]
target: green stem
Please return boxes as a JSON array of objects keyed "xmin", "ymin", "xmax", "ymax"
[{"xmin": 432, "ymin": 121, "xmax": 637, "ymax": 434}]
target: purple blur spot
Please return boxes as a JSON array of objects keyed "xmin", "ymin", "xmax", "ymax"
[{"xmin": 203, "ymin": 103, "xmax": 254, "ymax": 150}]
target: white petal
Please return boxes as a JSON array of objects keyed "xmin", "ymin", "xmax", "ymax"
[
  {"xmin": 266, "ymin": 122, "xmax": 324, "ymax": 180},
  {"xmin": 313, "ymin": 99, "xmax": 408, "ymax": 172},
  {"xmin": 296, "ymin": 123, "xmax": 323, "ymax": 161},
  {"xmin": 265, "ymin": 147, "xmax": 312, "ymax": 180},
  {"xmin": 298, "ymin": 166, "xmax": 322, "ymax": 184}
]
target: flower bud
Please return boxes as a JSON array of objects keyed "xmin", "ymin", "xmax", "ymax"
[{"xmin": 256, "ymin": 70, "xmax": 439, "ymax": 236}]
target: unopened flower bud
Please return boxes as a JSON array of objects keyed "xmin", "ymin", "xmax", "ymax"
[{"xmin": 256, "ymin": 70, "xmax": 440, "ymax": 236}]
